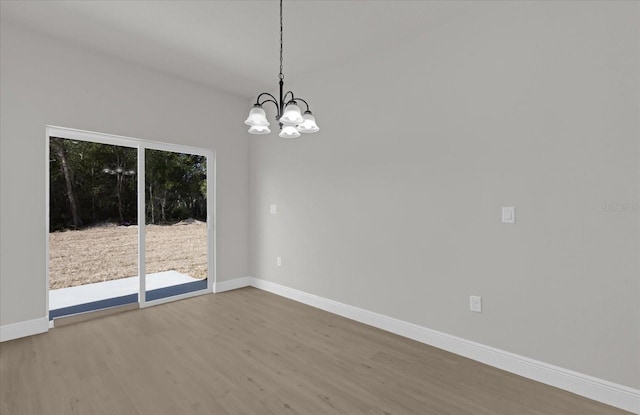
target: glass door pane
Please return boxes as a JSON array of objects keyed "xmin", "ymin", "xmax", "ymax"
[
  {"xmin": 49, "ymin": 137, "xmax": 138, "ymax": 319},
  {"xmin": 145, "ymin": 149, "xmax": 208, "ymax": 301}
]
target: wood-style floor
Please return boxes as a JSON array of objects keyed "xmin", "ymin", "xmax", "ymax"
[{"xmin": 0, "ymin": 287, "xmax": 632, "ymax": 415}]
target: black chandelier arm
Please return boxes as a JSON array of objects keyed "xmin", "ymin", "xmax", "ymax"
[
  {"xmin": 283, "ymin": 91, "xmax": 294, "ymax": 103},
  {"xmin": 258, "ymin": 99, "xmax": 281, "ymax": 117},
  {"xmin": 285, "ymin": 96, "xmax": 312, "ymax": 112},
  {"xmin": 255, "ymin": 92, "xmax": 278, "ymax": 105}
]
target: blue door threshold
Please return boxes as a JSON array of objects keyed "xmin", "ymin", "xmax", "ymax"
[{"xmin": 50, "ymin": 280, "xmax": 208, "ymax": 320}]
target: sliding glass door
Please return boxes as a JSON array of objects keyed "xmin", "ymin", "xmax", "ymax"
[
  {"xmin": 48, "ymin": 138, "xmax": 139, "ymax": 319},
  {"xmin": 47, "ymin": 127, "xmax": 214, "ymax": 321},
  {"xmin": 144, "ymin": 149, "xmax": 209, "ymax": 302}
]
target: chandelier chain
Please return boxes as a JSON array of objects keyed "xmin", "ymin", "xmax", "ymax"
[{"xmin": 279, "ymin": 0, "xmax": 284, "ymax": 80}]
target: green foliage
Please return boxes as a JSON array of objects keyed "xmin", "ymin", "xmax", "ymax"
[
  {"xmin": 145, "ymin": 149, "xmax": 207, "ymax": 224},
  {"xmin": 49, "ymin": 138, "xmax": 207, "ymax": 231}
]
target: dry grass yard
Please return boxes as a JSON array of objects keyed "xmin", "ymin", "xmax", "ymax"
[{"xmin": 49, "ymin": 221, "xmax": 207, "ymax": 289}]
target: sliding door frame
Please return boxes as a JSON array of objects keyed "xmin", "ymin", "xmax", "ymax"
[{"xmin": 45, "ymin": 126, "xmax": 216, "ymax": 319}]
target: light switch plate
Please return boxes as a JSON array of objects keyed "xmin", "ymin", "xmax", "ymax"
[
  {"xmin": 270, "ymin": 204, "xmax": 277, "ymax": 214},
  {"xmin": 470, "ymin": 296, "xmax": 482, "ymax": 313},
  {"xmin": 502, "ymin": 206, "xmax": 515, "ymax": 223}
]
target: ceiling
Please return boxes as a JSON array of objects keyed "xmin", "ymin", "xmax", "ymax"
[{"xmin": 1, "ymin": 0, "xmax": 469, "ymax": 99}]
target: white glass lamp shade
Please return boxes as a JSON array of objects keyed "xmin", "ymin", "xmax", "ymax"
[
  {"xmin": 248, "ymin": 125, "xmax": 271, "ymax": 135},
  {"xmin": 297, "ymin": 113, "xmax": 319, "ymax": 133},
  {"xmin": 279, "ymin": 125, "xmax": 301, "ymax": 139},
  {"xmin": 279, "ymin": 103, "xmax": 304, "ymax": 125},
  {"xmin": 244, "ymin": 106, "xmax": 270, "ymax": 127}
]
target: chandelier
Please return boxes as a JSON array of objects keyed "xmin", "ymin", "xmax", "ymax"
[{"xmin": 244, "ymin": 0, "xmax": 319, "ymax": 138}]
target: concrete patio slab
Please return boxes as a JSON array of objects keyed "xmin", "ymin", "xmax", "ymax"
[{"xmin": 49, "ymin": 270, "xmax": 200, "ymax": 310}]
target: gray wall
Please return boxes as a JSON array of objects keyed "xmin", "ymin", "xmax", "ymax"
[
  {"xmin": 0, "ymin": 23, "xmax": 250, "ymax": 326},
  {"xmin": 249, "ymin": 1, "xmax": 639, "ymax": 388}
]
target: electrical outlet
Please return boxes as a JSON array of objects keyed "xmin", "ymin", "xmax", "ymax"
[
  {"xmin": 470, "ymin": 296, "xmax": 482, "ymax": 313},
  {"xmin": 276, "ymin": 257, "xmax": 282, "ymax": 267},
  {"xmin": 502, "ymin": 206, "xmax": 515, "ymax": 223}
]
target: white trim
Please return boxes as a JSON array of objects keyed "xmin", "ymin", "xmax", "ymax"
[
  {"xmin": 46, "ymin": 126, "xmax": 137, "ymax": 149},
  {"xmin": 215, "ymin": 277, "xmax": 640, "ymax": 414},
  {"xmin": 208, "ymin": 152, "xmax": 216, "ymax": 293},
  {"xmin": 213, "ymin": 277, "xmax": 253, "ymax": 293},
  {"xmin": 45, "ymin": 129, "xmax": 51, "ymax": 319},
  {"xmin": 137, "ymin": 142, "xmax": 146, "ymax": 303},
  {"xmin": 0, "ymin": 317, "xmax": 49, "ymax": 342},
  {"xmin": 45, "ymin": 126, "xmax": 212, "ymax": 155}
]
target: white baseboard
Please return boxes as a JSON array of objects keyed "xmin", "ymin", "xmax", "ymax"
[
  {"xmin": 219, "ymin": 276, "xmax": 639, "ymax": 414},
  {"xmin": 213, "ymin": 276, "xmax": 253, "ymax": 293},
  {"xmin": 0, "ymin": 317, "xmax": 49, "ymax": 342}
]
